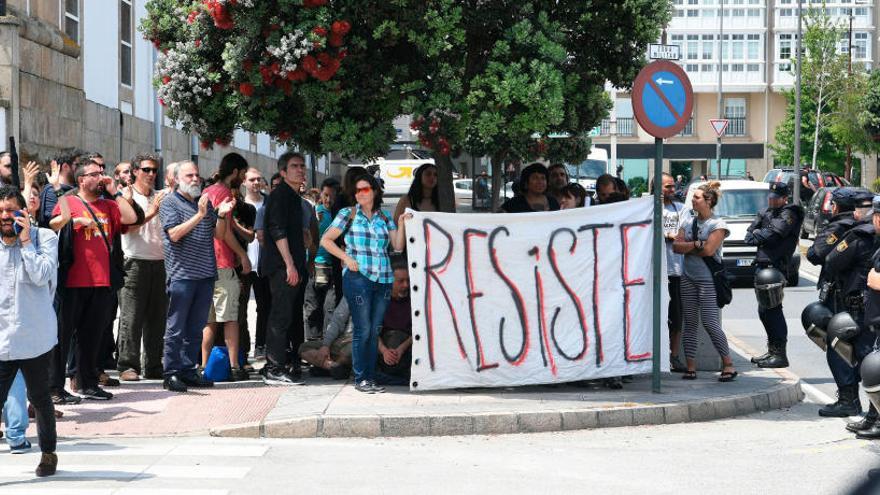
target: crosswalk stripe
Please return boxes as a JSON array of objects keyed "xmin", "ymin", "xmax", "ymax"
[
  {"xmin": 0, "ymin": 465, "xmax": 250, "ymax": 480},
  {"xmin": 1, "ymin": 490, "xmax": 228, "ymax": 495},
  {"xmin": 40, "ymin": 443, "xmax": 269, "ymax": 458}
]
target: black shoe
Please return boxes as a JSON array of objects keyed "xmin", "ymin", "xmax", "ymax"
[
  {"xmin": 848, "ymin": 405, "xmax": 879, "ymax": 432},
  {"xmin": 261, "ymin": 367, "xmax": 304, "ymax": 385},
  {"xmin": 179, "ymin": 373, "xmax": 214, "ymax": 388},
  {"xmin": 229, "ymin": 367, "xmax": 250, "ymax": 382},
  {"xmin": 856, "ymin": 423, "xmax": 880, "ymax": 440},
  {"xmin": 51, "ymin": 390, "xmax": 82, "ymax": 405},
  {"xmin": 355, "ymin": 380, "xmax": 375, "ymax": 393},
  {"xmin": 163, "ymin": 375, "xmax": 188, "ymax": 393},
  {"xmin": 819, "ymin": 386, "xmax": 862, "ymax": 418},
  {"xmin": 755, "ymin": 343, "xmax": 789, "ymax": 368},
  {"xmin": 35, "ymin": 452, "xmax": 57, "ymax": 477},
  {"xmin": 368, "ymin": 380, "xmax": 386, "ymax": 393},
  {"xmin": 79, "ymin": 387, "xmax": 113, "ymax": 400},
  {"xmin": 751, "ymin": 343, "xmax": 772, "ymax": 364}
]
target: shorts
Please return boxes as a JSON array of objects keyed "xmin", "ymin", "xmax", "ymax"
[
  {"xmin": 207, "ymin": 268, "xmax": 241, "ymax": 323},
  {"xmin": 299, "ymin": 334, "xmax": 353, "ymax": 365}
]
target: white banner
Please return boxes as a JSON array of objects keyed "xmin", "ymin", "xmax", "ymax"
[{"xmin": 405, "ymin": 197, "xmax": 669, "ymax": 391}]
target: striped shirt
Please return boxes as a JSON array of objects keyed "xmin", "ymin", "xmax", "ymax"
[
  {"xmin": 160, "ymin": 191, "xmax": 218, "ymax": 282},
  {"xmin": 331, "ymin": 206, "xmax": 396, "ymax": 284}
]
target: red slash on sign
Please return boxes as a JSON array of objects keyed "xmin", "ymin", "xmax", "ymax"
[{"xmin": 710, "ymin": 119, "xmax": 729, "ymax": 137}]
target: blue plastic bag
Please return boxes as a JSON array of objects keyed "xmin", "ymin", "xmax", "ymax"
[{"xmin": 203, "ymin": 346, "xmax": 230, "ymax": 382}]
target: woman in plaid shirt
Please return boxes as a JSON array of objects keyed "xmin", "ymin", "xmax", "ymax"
[{"xmin": 321, "ymin": 174, "xmax": 408, "ymax": 393}]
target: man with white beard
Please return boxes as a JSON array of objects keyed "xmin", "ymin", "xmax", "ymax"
[{"xmin": 158, "ymin": 161, "xmax": 234, "ymax": 393}]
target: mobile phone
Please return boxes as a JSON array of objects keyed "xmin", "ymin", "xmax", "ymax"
[{"xmin": 12, "ymin": 211, "xmax": 24, "ymax": 236}]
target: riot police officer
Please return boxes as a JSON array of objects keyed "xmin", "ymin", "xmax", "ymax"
[
  {"xmin": 846, "ymin": 196, "xmax": 880, "ymax": 439},
  {"xmin": 744, "ymin": 182, "xmax": 804, "ymax": 368},
  {"xmin": 820, "ymin": 195, "xmax": 877, "ymax": 417}
]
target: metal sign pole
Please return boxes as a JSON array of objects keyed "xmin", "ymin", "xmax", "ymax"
[{"xmin": 652, "ymin": 137, "xmax": 663, "ymax": 394}]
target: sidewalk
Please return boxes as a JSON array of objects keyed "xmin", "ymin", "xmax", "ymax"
[{"xmin": 38, "ymin": 348, "xmax": 801, "ymax": 440}]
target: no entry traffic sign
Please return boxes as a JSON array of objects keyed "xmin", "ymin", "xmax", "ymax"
[{"xmin": 632, "ymin": 61, "xmax": 694, "ymax": 139}]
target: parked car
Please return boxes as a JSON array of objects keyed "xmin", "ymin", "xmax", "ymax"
[
  {"xmin": 800, "ymin": 186, "xmax": 837, "ymax": 239},
  {"xmin": 685, "ymin": 180, "xmax": 800, "ymax": 287},
  {"xmin": 763, "ymin": 168, "xmax": 850, "ymax": 204}
]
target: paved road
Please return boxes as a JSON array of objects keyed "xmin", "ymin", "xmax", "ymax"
[{"xmin": 1, "ymin": 399, "xmax": 876, "ymax": 495}]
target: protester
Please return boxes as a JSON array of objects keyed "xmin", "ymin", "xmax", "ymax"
[
  {"xmin": 393, "ymin": 163, "xmax": 440, "ymax": 220},
  {"xmin": 299, "ymin": 297, "xmax": 352, "ymax": 379},
  {"xmin": 658, "ymin": 173, "xmax": 685, "ymax": 372},
  {"xmin": 243, "ymin": 167, "xmax": 270, "ymax": 360},
  {"xmin": 3, "ymin": 372, "xmax": 29, "ymax": 453},
  {"xmin": 320, "ymin": 174, "xmax": 408, "ymax": 394},
  {"xmin": 38, "ymin": 150, "xmax": 78, "ymax": 228},
  {"xmin": 159, "ymin": 161, "xmax": 234, "ymax": 393},
  {"xmin": 559, "ymin": 183, "xmax": 588, "ymax": 209},
  {"xmin": 0, "ymin": 184, "xmax": 59, "ymax": 475},
  {"xmin": 201, "ymin": 153, "xmax": 250, "ymax": 382},
  {"xmin": 594, "ymin": 173, "xmax": 620, "ymax": 205},
  {"xmin": 547, "ymin": 163, "xmax": 570, "ymax": 205},
  {"xmin": 499, "ymin": 162, "xmax": 560, "ymax": 213},
  {"xmin": 329, "ymin": 166, "xmax": 367, "ymax": 304},
  {"xmin": 260, "ymin": 152, "xmax": 310, "ymax": 385},
  {"xmin": 231, "ymin": 188, "xmax": 257, "ymax": 367},
  {"xmin": 164, "ymin": 161, "xmax": 179, "ymax": 190},
  {"xmin": 117, "ymin": 154, "xmax": 168, "ymax": 381},
  {"xmin": 376, "ymin": 258, "xmax": 413, "ymax": 386},
  {"xmin": 673, "ymin": 182, "xmax": 737, "ymax": 382},
  {"xmin": 114, "ymin": 162, "xmax": 133, "ymax": 188},
  {"xmin": 48, "ymin": 155, "xmax": 138, "ymax": 401},
  {"xmin": 305, "ymin": 177, "xmax": 339, "ymax": 340}
]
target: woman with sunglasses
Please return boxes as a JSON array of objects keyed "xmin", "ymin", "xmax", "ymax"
[{"xmin": 320, "ymin": 174, "xmax": 408, "ymax": 393}]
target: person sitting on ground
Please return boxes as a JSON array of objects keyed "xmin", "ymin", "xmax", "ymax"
[
  {"xmin": 499, "ymin": 162, "xmax": 560, "ymax": 213},
  {"xmin": 299, "ymin": 297, "xmax": 353, "ymax": 380},
  {"xmin": 376, "ymin": 258, "xmax": 413, "ymax": 386},
  {"xmin": 559, "ymin": 183, "xmax": 588, "ymax": 209}
]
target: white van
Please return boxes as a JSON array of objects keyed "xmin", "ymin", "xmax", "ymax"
[{"xmin": 565, "ymin": 147, "xmax": 610, "ymax": 194}]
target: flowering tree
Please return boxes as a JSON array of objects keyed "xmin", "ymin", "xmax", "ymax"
[{"xmin": 141, "ymin": 0, "xmax": 415, "ymax": 158}]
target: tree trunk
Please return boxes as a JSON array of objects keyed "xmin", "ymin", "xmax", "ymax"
[
  {"xmin": 845, "ymin": 145, "xmax": 852, "ymax": 182},
  {"xmin": 433, "ymin": 152, "xmax": 457, "ymax": 213},
  {"xmin": 491, "ymin": 154, "xmax": 504, "ymax": 212}
]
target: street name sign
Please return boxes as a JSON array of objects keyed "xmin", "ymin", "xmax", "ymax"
[
  {"xmin": 648, "ymin": 44, "xmax": 681, "ymax": 61},
  {"xmin": 632, "ymin": 61, "xmax": 694, "ymax": 139},
  {"xmin": 710, "ymin": 118, "xmax": 729, "ymax": 137}
]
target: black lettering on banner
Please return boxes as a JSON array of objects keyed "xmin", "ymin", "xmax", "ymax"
[
  {"xmin": 423, "ymin": 219, "xmax": 468, "ymax": 371},
  {"xmin": 577, "ymin": 223, "xmax": 613, "ymax": 366},
  {"xmin": 547, "ymin": 228, "xmax": 588, "ymax": 361},
  {"xmin": 488, "ymin": 226, "xmax": 530, "ymax": 365},
  {"xmin": 620, "ymin": 220, "xmax": 652, "ymax": 362},
  {"xmin": 529, "ymin": 246, "xmax": 556, "ymax": 374},
  {"xmin": 463, "ymin": 228, "xmax": 499, "ymax": 372}
]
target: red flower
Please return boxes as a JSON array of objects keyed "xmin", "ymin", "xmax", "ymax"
[
  {"xmin": 338, "ymin": 49, "xmax": 348, "ymax": 60},
  {"xmin": 239, "ymin": 82, "xmax": 254, "ymax": 97},
  {"xmin": 429, "ymin": 119, "xmax": 440, "ymax": 134},
  {"xmin": 162, "ymin": 76, "xmax": 171, "ymax": 85},
  {"xmin": 159, "ymin": 98, "xmax": 166, "ymax": 107},
  {"xmin": 200, "ymin": 140, "xmax": 212, "ymax": 150},
  {"xmin": 329, "ymin": 33, "xmax": 344, "ymax": 48},
  {"xmin": 288, "ymin": 68, "xmax": 308, "ymax": 82},
  {"xmin": 313, "ymin": 26, "xmax": 327, "ymax": 37},
  {"xmin": 278, "ymin": 131, "xmax": 291, "ymax": 141},
  {"xmin": 187, "ymin": 11, "xmax": 199, "ymax": 24},
  {"xmin": 194, "ymin": 39, "xmax": 201, "ymax": 48},
  {"xmin": 331, "ymin": 20, "xmax": 351, "ymax": 36},
  {"xmin": 302, "ymin": 0, "xmax": 328, "ymax": 7},
  {"xmin": 243, "ymin": 60, "xmax": 253, "ymax": 71},
  {"xmin": 301, "ymin": 55, "xmax": 318, "ymax": 75},
  {"xmin": 211, "ymin": 83, "xmax": 223, "ymax": 93}
]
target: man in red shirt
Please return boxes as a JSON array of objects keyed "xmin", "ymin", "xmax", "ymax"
[
  {"xmin": 49, "ymin": 156, "xmax": 138, "ymax": 401},
  {"xmin": 201, "ymin": 153, "xmax": 251, "ymax": 381}
]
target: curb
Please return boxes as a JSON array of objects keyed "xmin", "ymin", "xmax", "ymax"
[{"xmin": 209, "ymin": 378, "xmax": 803, "ymax": 439}]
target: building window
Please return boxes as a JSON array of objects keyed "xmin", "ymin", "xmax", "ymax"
[
  {"xmin": 63, "ymin": 0, "xmax": 80, "ymax": 44},
  {"xmin": 120, "ymin": 0, "xmax": 133, "ymax": 87},
  {"xmin": 687, "ymin": 9, "xmax": 699, "ymax": 17},
  {"xmin": 747, "ymin": 63, "xmax": 760, "ymax": 72},
  {"xmin": 779, "ymin": 34, "xmax": 792, "ymax": 61},
  {"xmin": 686, "ymin": 64, "xmax": 700, "ymax": 72},
  {"xmin": 854, "ymin": 32, "xmax": 868, "ymax": 60},
  {"xmin": 724, "ymin": 98, "xmax": 747, "ymax": 136}
]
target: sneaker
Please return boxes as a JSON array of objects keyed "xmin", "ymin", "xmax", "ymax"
[
  {"xmin": 368, "ymin": 381, "xmax": 386, "ymax": 393},
  {"xmin": 254, "ymin": 346, "xmax": 266, "ymax": 360},
  {"xmin": 51, "ymin": 390, "xmax": 82, "ymax": 405},
  {"xmin": 35, "ymin": 452, "xmax": 57, "ymax": 477},
  {"xmin": 78, "ymin": 387, "xmax": 113, "ymax": 400},
  {"xmin": 119, "ymin": 369, "xmax": 140, "ymax": 382},
  {"xmin": 10, "ymin": 439, "xmax": 32, "ymax": 454},
  {"xmin": 98, "ymin": 373, "xmax": 120, "ymax": 387},
  {"xmin": 230, "ymin": 367, "xmax": 250, "ymax": 382},
  {"xmin": 261, "ymin": 367, "xmax": 304, "ymax": 386},
  {"xmin": 355, "ymin": 380, "xmax": 375, "ymax": 394}
]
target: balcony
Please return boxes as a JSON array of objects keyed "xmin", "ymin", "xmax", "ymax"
[
  {"xmin": 678, "ymin": 118, "xmax": 694, "ymax": 137},
  {"xmin": 599, "ymin": 117, "xmax": 637, "ymax": 137},
  {"xmin": 725, "ymin": 117, "xmax": 746, "ymax": 136}
]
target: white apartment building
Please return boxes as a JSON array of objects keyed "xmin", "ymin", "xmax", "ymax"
[{"xmin": 592, "ymin": 0, "xmax": 879, "ymax": 185}]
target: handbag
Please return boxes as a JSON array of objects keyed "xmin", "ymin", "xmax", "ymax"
[
  {"xmin": 77, "ymin": 196, "xmax": 126, "ymax": 291},
  {"xmin": 692, "ymin": 219, "xmax": 732, "ymax": 308}
]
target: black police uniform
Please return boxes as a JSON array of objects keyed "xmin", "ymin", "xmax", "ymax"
[
  {"xmin": 807, "ymin": 210, "xmax": 857, "ymax": 304},
  {"xmin": 744, "ymin": 182, "xmax": 804, "ymax": 367},
  {"xmin": 822, "ymin": 218, "xmax": 879, "ymax": 416}
]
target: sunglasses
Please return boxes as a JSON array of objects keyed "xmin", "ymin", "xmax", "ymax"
[
  {"xmin": 356, "ymin": 186, "xmax": 372, "ymax": 194},
  {"xmin": 139, "ymin": 167, "xmax": 158, "ymax": 174},
  {"xmin": 82, "ymin": 171, "xmax": 103, "ymax": 179}
]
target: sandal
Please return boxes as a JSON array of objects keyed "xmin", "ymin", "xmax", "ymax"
[
  {"xmin": 682, "ymin": 370, "xmax": 697, "ymax": 380},
  {"xmin": 719, "ymin": 370, "xmax": 738, "ymax": 382}
]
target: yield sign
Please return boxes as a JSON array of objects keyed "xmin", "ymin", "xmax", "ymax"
[{"xmin": 710, "ymin": 119, "xmax": 729, "ymax": 137}]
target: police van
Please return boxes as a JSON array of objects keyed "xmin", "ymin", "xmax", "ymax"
[{"xmin": 684, "ymin": 179, "xmax": 801, "ymax": 286}]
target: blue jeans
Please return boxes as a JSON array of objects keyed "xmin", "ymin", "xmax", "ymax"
[
  {"xmin": 343, "ymin": 271, "xmax": 391, "ymax": 383},
  {"xmin": 2, "ymin": 372, "xmax": 27, "ymax": 447},
  {"xmin": 163, "ymin": 278, "xmax": 215, "ymax": 378}
]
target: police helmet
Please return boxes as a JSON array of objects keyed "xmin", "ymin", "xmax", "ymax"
[
  {"xmin": 862, "ymin": 350, "xmax": 880, "ymax": 412},
  {"xmin": 754, "ymin": 268, "xmax": 786, "ymax": 309},
  {"xmin": 827, "ymin": 312, "xmax": 861, "ymax": 343},
  {"xmin": 831, "ymin": 187, "xmax": 873, "ymax": 211},
  {"xmin": 801, "ymin": 301, "xmax": 833, "ymax": 351}
]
